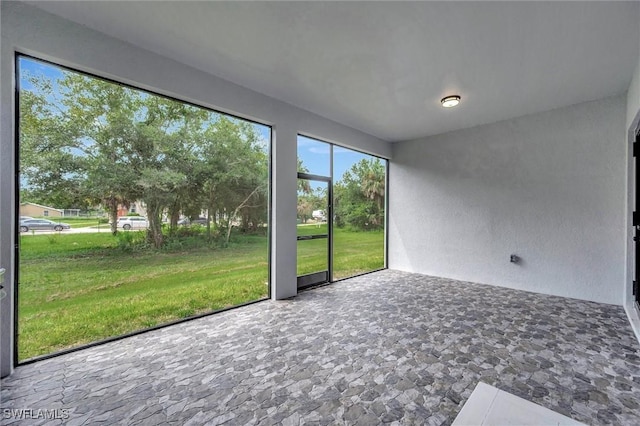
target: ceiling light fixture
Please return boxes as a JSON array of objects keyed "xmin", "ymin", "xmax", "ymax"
[{"xmin": 441, "ymin": 95, "xmax": 461, "ymax": 108}]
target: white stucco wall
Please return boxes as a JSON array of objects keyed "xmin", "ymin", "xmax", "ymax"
[
  {"xmin": 390, "ymin": 95, "xmax": 627, "ymax": 306},
  {"xmin": 0, "ymin": 2, "xmax": 390, "ymax": 377},
  {"xmin": 627, "ymin": 42, "xmax": 640, "ymax": 132}
]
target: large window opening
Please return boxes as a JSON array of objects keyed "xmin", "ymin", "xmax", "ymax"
[
  {"xmin": 297, "ymin": 135, "xmax": 386, "ymax": 286},
  {"xmin": 331, "ymin": 146, "xmax": 386, "ymax": 280},
  {"xmin": 16, "ymin": 55, "xmax": 271, "ymax": 362}
]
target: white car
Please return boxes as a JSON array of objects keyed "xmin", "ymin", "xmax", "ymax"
[{"xmin": 116, "ymin": 216, "xmax": 149, "ymax": 230}]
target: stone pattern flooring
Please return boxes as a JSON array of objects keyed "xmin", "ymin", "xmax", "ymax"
[{"xmin": 2, "ymin": 270, "xmax": 640, "ymax": 425}]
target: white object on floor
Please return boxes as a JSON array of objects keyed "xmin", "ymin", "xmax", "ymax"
[{"xmin": 452, "ymin": 382, "xmax": 586, "ymax": 426}]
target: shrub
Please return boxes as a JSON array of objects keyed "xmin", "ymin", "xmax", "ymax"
[{"xmin": 116, "ymin": 231, "xmax": 147, "ymax": 252}]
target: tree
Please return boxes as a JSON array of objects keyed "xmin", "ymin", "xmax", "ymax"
[
  {"xmin": 297, "ymin": 186, "xmax": 326, "ymax": 224},
  {"xmin": 19, "ymin": 80, "xmax": 89, "ymax": 210},
  {"xmin": 297, "ymin": 197, "xmax": 314, "ymax": 224},
  {"xmin": 361, "ymin": 164, "xmax": 385, "ymax": 212},
  {"xmin": 127, "ymin": 96, "xmax": 207, "ymax": 246},
  {"xmin": 297, "ymin": 158, "xmax": 312, "ymax": 194},
  {"xmin": 199, "ymin": 117, "xmax": 269, "ymax": 244},
  {"xmin": 334, "ymin": 158, "xmax": 385, "ymax": 230},
  {"xmin": 63, "ymin": 74, "xmax": 143, "ymax": 232},
  {"xmin": 20, "ymin": 72, "xmax": 145, "ymax": 233},
  {"xmin": 296, "ymin": 158, "xmax": 315, "ymax": 223},
  {"xmin": 19, "ymin": 60, "xmax": 269, "ymax": 247}
]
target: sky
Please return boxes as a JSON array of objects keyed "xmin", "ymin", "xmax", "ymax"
[
  {"xmin": 19, "ymin": 56, "xmax": 384, "ymax": 190},
  {"xmin": 19, "ymin": 56, "xmax": 63, "ymax": 86},
  {"xmin": 297, "ymin": 135, "xmax": 381, "ymax": 185}
]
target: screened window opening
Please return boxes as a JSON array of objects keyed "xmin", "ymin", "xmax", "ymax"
[
  {"xmin": 297, "ymin": 135, "xmax": 386, "ymax": 286},
  {"xmin": 16, "ymin": 55, "xmax": 271, "ymax": 361}
]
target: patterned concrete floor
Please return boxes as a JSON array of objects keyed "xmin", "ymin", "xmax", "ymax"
[{"xmin": 1, "ymin": 270, "xmax": 640, "ymax": 425}]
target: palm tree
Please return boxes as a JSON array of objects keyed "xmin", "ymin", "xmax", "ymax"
[
  {"xmin": 361, "ymin": 160, "xmax": 385, "ymax": 212},
  {"xmin": 297, "ymin": 158, "xmax": 312, "ymax": 194}
]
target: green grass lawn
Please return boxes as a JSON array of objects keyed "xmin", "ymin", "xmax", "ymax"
[
  {"xmin": 296, "ymin": 223, "xmax": 384, "ymax": 279},
  {"xmin": 18, "ymin": 226, "xmax": 383, "ymax": 360},
  {"xmin": 333, "ymin": 229, "xmax": 384, "ymax": 280},
  {"xmin": 59, "ymin": 217, "xmax": 107, "ymax": 228}
]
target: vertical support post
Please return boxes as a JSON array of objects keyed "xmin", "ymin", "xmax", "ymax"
[
  {"xmin": 270, "ymin": 125, "xmax": 298, "ymax": 300},
  {"xmin": 0, "ymin": 50, "xmax": 16, "ymax": 377}
]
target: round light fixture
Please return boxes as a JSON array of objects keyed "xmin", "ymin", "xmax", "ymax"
[{"xmin": 441, "ymin": 95, "xmax": 461, "ymax": 108}]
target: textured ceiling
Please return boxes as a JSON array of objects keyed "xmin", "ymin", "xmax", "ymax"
[{"xmin": 28, "ymin": 1, "xmax": 640, "ymax": 142}]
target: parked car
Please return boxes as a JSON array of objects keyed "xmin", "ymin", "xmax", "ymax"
[
  {"xmin": 19, "ymin": 218, "xmax": 70, "ymax": 232},
  {"xmin": 177, "ymin": 217, "xmax": 209, "ymax": 226},
  {"xmin": 116, "ymin": 216, "xmax": 149, "ymax": 230},
  {"xmin": 20, "ymin": 216, "xmax": 33, "ymax": 221}
]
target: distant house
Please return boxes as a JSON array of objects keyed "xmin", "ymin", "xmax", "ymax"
[
  {"xmin": 116, "ymin": 201, "xmax": 147, "ymax": 218},
  {"xmin": 20, "ymin": 202, "xmax": 63, "ymax": 218}
]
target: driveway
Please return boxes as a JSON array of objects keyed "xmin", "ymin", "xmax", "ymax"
[{"xmin": 19, "ymin": 226, "xmax": 111, "ymax": 236}]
